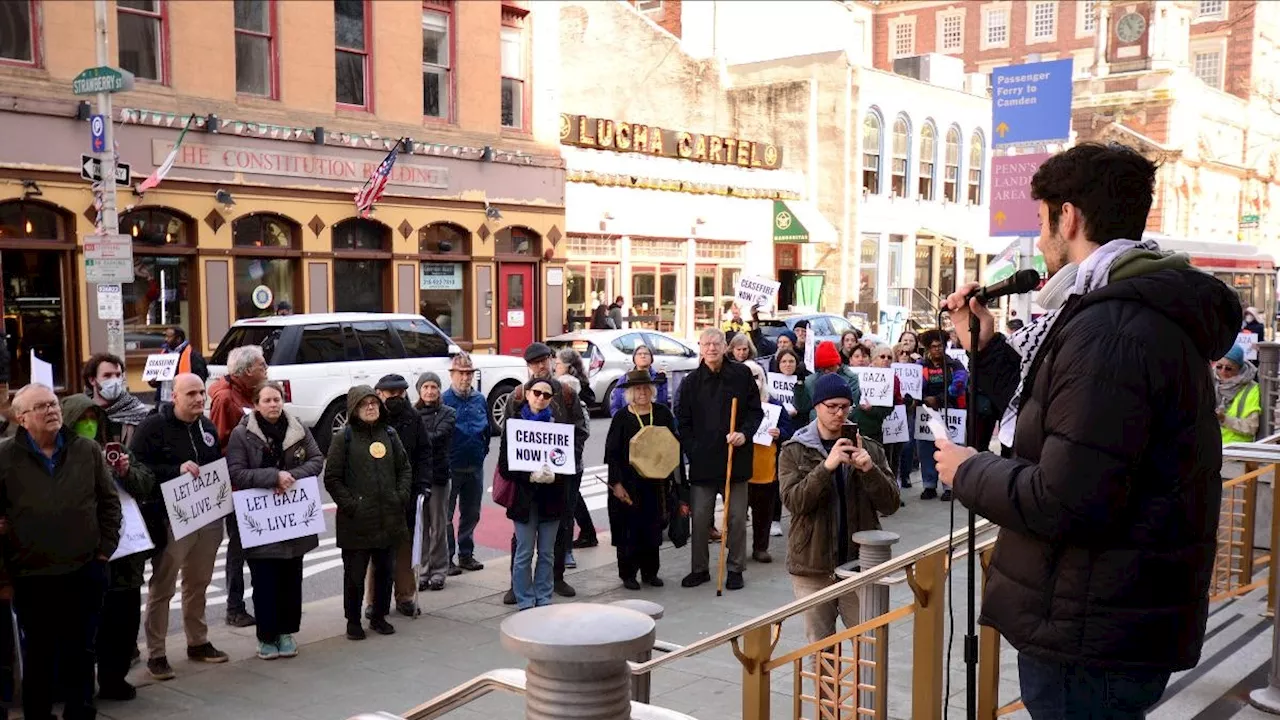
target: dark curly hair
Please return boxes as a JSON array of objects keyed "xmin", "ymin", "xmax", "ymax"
[
  {"xmin": 1030, "ymin": 142, "xmax": 1157, "ymax": 245},
  {"xmin": 918, "ymin": 329, "xmax": 946, "ymax": 350}
]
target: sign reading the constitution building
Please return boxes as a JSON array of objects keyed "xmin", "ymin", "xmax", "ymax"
[
  {"xmin": 151, "ymin": 140, "xmax": 450, "ymax": 189},
  {"xmin": 560, "ymin": 113, "xmax": 783, "ymax": 169}
]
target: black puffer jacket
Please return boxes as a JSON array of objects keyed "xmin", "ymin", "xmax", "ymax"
[
  {"xmin": 954, "ymin": 256, "xmax": 1240, "ymax": 672},
  {"xmin": 417, "ymin": 401, "xmax": 455, "ymax": 489}
]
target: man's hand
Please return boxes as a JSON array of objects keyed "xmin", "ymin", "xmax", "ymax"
[
  {"xmin": 860, "ymin": 398, "xmax": 872, "ymax": 411},
  {"xmin": 727, "ymin": 432, "xmax": 746, "ymax": 447},
  {"xmin": 823, "ymin": 438, "xmax": 855, "ymax": 472},
  {"xmin": 934, "ymin": 435, "xmax": 978, "ymax": 488},
  {"xmin": 679, "ymin": 502, "xmax": 690, "ymax": 517},
  {"xmin": 850, "ymin": 434, "xmax": 874, "ymax": 473},
  {"xmin": 943, "ymin": 283, "xmax": 996, "ymax": 352},
  {"xmin": 112, "ymin": 454, "xmax": 130, "ymax": 477},
  {"xmin": 180, "ymin": 461, "xmax": 201, "ymax": 478}
]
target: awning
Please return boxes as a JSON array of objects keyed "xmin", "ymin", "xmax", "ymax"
[{"xmin": 773, "ymin": 200, "xmax": 837, "ymax": 244}]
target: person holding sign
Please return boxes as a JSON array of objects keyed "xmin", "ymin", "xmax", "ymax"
[
  {"xmin": 916, "ymin": 329, "xmax": 967, "ymax": 502},
  {"xmin": 500, "ymin": 377, "xmax": 573, "ymax": 609},
  {"xmin": 325, "ymin": 386, "xmax": 412, "ymax": 641},
  {"xmin": 744, "ymin": 362, "xmax": 792, "ymax": 564},
  {"xmin": 604, "ymin": 370, "xmax": 683, "ymax": 590},
  {"xmin": 56, "ymin": 394, "xmax": 155, "ymax": 702},
  {"xmin": 148, "ymin": 326, "xmax": 208, "ymax": 403},
  {"xmin": 226, "ymin": 381, "xmax": 324, "ymax": 661},
  {"xmin": 131, "ymin": 373, "xmax": 230, "ymax": 679},
  {"xmin": 1215, "ymin": 345, "xmax": 1262, "ymax": 445}
]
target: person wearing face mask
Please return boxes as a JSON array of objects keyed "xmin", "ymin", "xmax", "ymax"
[
  {"xmin": 364, "ymin": 374, "xmax": 432, "ymax": 619},
  {"xmin": 83, "ymin": 353, "xmax": 151, "ymax": 446},
  {"xmin": 60, "ymin": 394, "xmax": 155, "ymax": 701},
  {"xmin": 415, "ymin": 372, "xmax": 456, "ymax": 591}
]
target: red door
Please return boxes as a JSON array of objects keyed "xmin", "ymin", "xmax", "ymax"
[{"xmin": 498, "ymin": 263, "xmax": 535, "ymax": 357}]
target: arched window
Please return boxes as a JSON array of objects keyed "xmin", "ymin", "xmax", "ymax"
[
  {"xmin": 918, "ymin": 122, "xmax": 937, "ymax": 201},
  {"xmin": 232, "ymin": 214, "xmax": 301, "ymax": 318},
  {"xmin": 121, "ymin": 208, "xmax": 191, "ymax": 246},
  {"xmin": 968, "ymin": 132, "xmax": 985, "ymax": 205},
  {"xmin": 0, "ymin": 201, "xmax": 68, "ymax": 240},
  {"xmin": 862, "ymin": 111, "xmax": 882, "ymax": 194},
  {"xmin": 118, "ymin": 207, "xmax": 197, "ymax": 353},
  {"xmin": 944, "ymin": 126, "xmax": 962, "ymax": 203},
  {"xmin": 891, "ymin": 115, "xmax": 910, "ymax": 198},
  {"xmin": 419, "ymin": 222, "xmax": 470, "ymax": 256},
  {"xmin": 495, "ymin": 226, "xmax": 540, "ymax": 257},
  {"xmin": 332, "ymin": 218, "xmax": 392, "ymax": 312},
  {"xmin": 418, "ymin": 222, "xmax": 472, "ymax": 339}
]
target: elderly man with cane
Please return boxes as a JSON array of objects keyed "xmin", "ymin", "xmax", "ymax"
[{"xmin": 676, "ymin": 328, "xmax": 763, "ymax": 592}]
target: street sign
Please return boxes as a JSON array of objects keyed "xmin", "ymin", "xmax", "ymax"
[
  {"xmin": 991, "ymin": 59, "xmax": 1074, "ymax": 147},
  {"xmin": 80, "ymin": 154, "xmax": 130, "ymax": 184},
  {"xmin": 1241, "ymin": 214, "xmax": 1260, "ymax": 229},
  {"xmin": 72, "ymin": 66, "xmax": 135, "ymax": 95},
  {"xmin": 90, "ymin": 114, "xmax": 106, "ymax": 153},
  {"xmin": 990, "ymin": 153, "xmax": 1051, "ymax": 236},
  {"xmin": 85, "ymin": 233, "xmax": 134, "ymax": 283}
]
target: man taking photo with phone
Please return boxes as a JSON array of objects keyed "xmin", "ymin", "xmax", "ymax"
[{"xmin": 779, "ymin": 374, "xmax": 900, "ymax": 643}]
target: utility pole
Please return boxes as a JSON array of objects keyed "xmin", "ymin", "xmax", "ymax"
[{"xmin": 91, "ymin": 0, "xmax": 128, "ymax": 362}]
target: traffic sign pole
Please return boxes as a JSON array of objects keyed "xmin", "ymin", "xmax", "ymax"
[{"xmin": 94, "ymin": 0, "xmax": 126, "ymax": 362}]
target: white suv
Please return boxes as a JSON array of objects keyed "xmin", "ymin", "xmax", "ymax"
[{"xmin": 207, "ymin": 313, "xmax": 527, "ymax": 449}]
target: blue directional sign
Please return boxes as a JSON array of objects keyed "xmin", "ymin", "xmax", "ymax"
[
  {"xmin": 90, "ymin": 114, "xmax": 106, "ymax": 153},
  {"xmin": 991, "ymin": 59, "xmax": 1074, "ymax": 147}
]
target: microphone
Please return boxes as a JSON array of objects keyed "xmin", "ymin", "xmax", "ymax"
[{"xmin": 967, "ymin": 269, "xmax": 1042, "ymax": 303}]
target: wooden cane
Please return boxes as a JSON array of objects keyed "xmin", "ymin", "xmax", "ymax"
[{"xmin": 716, "ymin": 398, "xmax": 739, "ymax": 597}]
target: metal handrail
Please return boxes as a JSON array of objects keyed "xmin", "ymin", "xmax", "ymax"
[
  {"xmin": 399, "ymin": 668, "xmax": 527, "ymax": 720},
  {"xmin": 629, "ymin": 518, "xmax": 997, "ymax": 675}
]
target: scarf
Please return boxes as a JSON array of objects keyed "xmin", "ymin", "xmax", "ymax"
[
  {"xmin": 997, "ymin": 238, "xmax": 1161, "ymax": 447},
  {"xmin": 519, "ymin": 404, "xmax": 553, "ymax": 423},
  {"xmin": 106, "ymin": 393, "xmax": 152, "ymax": 428},
  {"xmin": 1216, "ymin": 361, "xmax": 1257, "ymax": 414},
  {"xmin": 256, "ymin": 412, "xmax": 289, "ymax": 467}
]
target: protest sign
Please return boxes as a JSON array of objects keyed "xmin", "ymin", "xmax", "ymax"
[
  {"xmin": 946, "ymin": 348, "xmax": 970, "ymax": 369},
  {"xmin": 234, "ymin": 475, "xmax": 326, "ymax": 550},
  {"xmin": 914, "ymin": 406, "xmax": 967, "ymax": 445},
  {"xmin": 141, "ymin": 353, "xmax": 180, "ymax": 382},
  {"xmin": 506, "ymin": 419, "xmax": 577, "ymax": 474},
  {"xmin": 892, "ymin": 363, "xmax": 923, "ymax": 399},
  {"xmin": 110, "ymin": 486, "xmax": 154, "ymax": 561},
  {"xmin": 805, "ymin": 335, "xmax": 840, "ymax": 373},
  {"xmin": 160, "ymin": 458, "xmax": 233, "ymax": 541},
  {"xmin": 411, "ymin": 494, "xmax": 426, "ymax": 567},
  {"xmin": 767, "ymin": 373, "xmax": 797, "ymax": 413},
  {"xmin": 881, "ymin": 406, "xmax": 910, "ymax": 444},
  {"xmin": 1237, "ymin": 331, "xmax": 1259, "ymax": 361},
  {"xmin": 754, "ymin": 404, "xmax": 783, "ymax": 446},
  {"xmin": 852, "ymin": 367, "xmax": 893, "ymax": 407},
  {"xmin": 734, "ymin": 275, "xmax": 781, "ymax": 310}
]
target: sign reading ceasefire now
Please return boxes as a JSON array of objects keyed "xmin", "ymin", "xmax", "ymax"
[{"xmin": 560, "ymin": 113, "xmax": 783, "ymax": 170}]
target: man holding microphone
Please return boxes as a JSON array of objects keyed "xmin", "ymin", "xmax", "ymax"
[{"xmin": 932, "ymin": 143, "xmax": 1240, "ymax": 718}]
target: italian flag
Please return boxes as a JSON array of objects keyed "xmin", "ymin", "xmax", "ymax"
[{"xmin": 137, "ymin": 115, "xmax": 194, "ymax": 194}]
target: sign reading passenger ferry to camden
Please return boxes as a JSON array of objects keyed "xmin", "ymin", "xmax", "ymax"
[
  {"xmin": 990, "ymin": 58, "xmax": 1074, "ymax": 147},
  {"xmin": 560, "ymin": 113, "xmax": 783, "ymax": 169}
]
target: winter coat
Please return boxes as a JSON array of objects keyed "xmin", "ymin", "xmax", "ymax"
[
  {"xmin": 498, "ymin": 404, "xmax": 571, "ymax": 524},
  {"xmin": 225, "ymin": 411, "xmax": 325, "ymax": 560},
  {"xmin": 609, "ymin": 367, "xmax": 670, "ymax": 416},
  {"xmin": 385, "ymin": 400, "xmax": 433, "ymax": 498},
  {"xmin": 130, "ymin": 402, "xmax": 224, "ymax": 554},
  {"xmin": 208, "ymin": 374, "xmax": 255, "ymax": 452},
  {"xmin": 504, "ymin": 378, "xmax": 590, "ymax": 465},
  {"xmin": 324, "ymin": 387, "xmax": 412, "ymax": 550},
  {"xmin": 953, "ymin": 252, "xmax": 1241, "ymax": 672},
  {"xmin": 442, "ymin": 387, "xmax": 490, "ymax": 469},
  {"xmin": 675, "ymin": 361, "xmax": 764, "ymax": 485},
  {"xmin": 417, "ymin": 401, "xmax": 456, "ymax": 488},
  {"xmin": 778, "ymin": 422, "xmax": 898, "ymax": 577}
]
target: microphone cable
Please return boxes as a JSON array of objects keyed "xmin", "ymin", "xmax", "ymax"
[{"xmin": 934, "ymin": 307, "xmax": 959, "ymax": 720}]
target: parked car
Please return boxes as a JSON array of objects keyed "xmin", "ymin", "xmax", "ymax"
[
  {"xmin": 546, "ymin": 329, "xmax": 700, "ymax": 410},
  {"xmin": 207, "ymin": 313, "xmax": 527, "ymax": 449},
  {"xmin": 756, "ymin": 313, "xmax": 854, "ymax": 344}
]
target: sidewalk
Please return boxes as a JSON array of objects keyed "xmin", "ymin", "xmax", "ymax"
[{"xmin": 93, "ymin": 492, "xmax": 1273, "ymax": 720}]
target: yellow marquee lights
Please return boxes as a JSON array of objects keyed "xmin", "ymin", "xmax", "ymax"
[{"xmin": 566, "ymin": 170, "xmax": 800, "ymax": 201}]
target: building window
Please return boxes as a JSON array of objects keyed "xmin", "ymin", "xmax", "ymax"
[
  {"xmin": 118, "ymin": 0, "xmax": 165, "ymax": 82},
  {"xmin": 985, "ymin": 8, "xmax": 1008, "ymax": 47},
  {"xmin": 694, "ymin": 266, "xmax": 741, "ymax": 330},
  {"xmin": 1031, "ymin": 2, "xmax": 1056, "ymax": 41},
  {"xmin": 0, "ymin": 0, "xmax": 36, "ymax": 65},
  {"xmin": 636, "ymin": 0, "xmax": 662, "ymax": 11},
  {"xmin": 1080, "ymin": 0, "xmax": 1096, "ymax": 33},
  {"xmin": 1193, "ymin": 49, "xmax": 1223, "ymax": 89},
  {"xmin": 890, "ymin": 116, "xmax": 910, "ymax": 199},
  {"xmin": 335, "ymin": 0, "xmax": 370, "ymax": 108},
  {"xmin": 1197, "ymin": 0, "xmax": 1225, "ymax": 21},
  {"xmin": 232, "ymin": 214, "xmax": 299, "ymax": 319},
  {"xmin": 119, "ymin": 208, "xmax": 195, "ymax": 352},
  {"xmin": 939, "ymin": 13, "xmax": 963, "ymax": 53},
  {"xmin": 944, "ymin": 127, "xmax": 961, "ymax": 203},
  {"xmin": 418, "ymin": 223, "xmax": 470, "ymax": 340},
  {"xmin": 862, "ymin": 112, "xmax": 882, "ymax": 194},
  {"xmin": 422, "ymin": 4, "xmax": 451, "ymax": 120},
  {"xmin": 500, "ymin": 13, "xmax": 527, "ymax": 129},
  {"xmin": 891, "ymin": 21, "xmax": 914, "ymax": 59},
  {"xmin": 859, "ymin": 235, "xmax": 879, "ymax": 305},
  {"xmin": 918, "ymin": 122, "xmax": 936, "ymax": 201},
  {"xmin": 332, "ymin": 218, "xmax": 390, "ymax": 312},
  {"xmin": 967, "ymin": 132, "xmax": 984, "ymax": 205},
  {"xmin": 495, "ymin": 226, "xmax": 538, "ymax": 256},
  {"xmin": 234, "ymin": 0, "xmax": 274, "ymax": 97}
]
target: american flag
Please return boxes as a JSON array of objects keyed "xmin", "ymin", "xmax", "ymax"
[{"xmin": 354, "ymin": 143, "xmax": 402, "ymax": 218}]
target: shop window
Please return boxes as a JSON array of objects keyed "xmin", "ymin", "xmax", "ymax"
[
  {"xmin": 918, "ymin": 122, "xmax": 936, "ymax": 201},
  {"xmin": 234, "ymin": 0, "xmax": 275, "ymax": 97},
  {"xmin": 891, "ymin": 115, "xmax": 910, "ymax": 199},
  {"xmin": 500, "ymin": 6, "xmax": 528, "ymax": 130},
  {"xmin": 335, "ymin": 0, "xmax": 370, "ymax": 108},
  {"xmin": 120, "ymin": 208, "xmax": 194, "ymax": 352},
  {"xmin": 939, "ymin": 245, "xmax": 956, "ymax": 297},
  {"xmin": 332, "ymin": 217, "xmax": 390, "ymax": 312},
  {"xmin": 944, "ymin": 126, "xmax": 961, "ymax": 203},
  {"xmin": 0, "ymin": 201, "xmax": 71, "ymax": 389},
  {"xmin": 494, "ymin": 226, "xmax": 539, "ymax": 256},
  {"xmin": 0, "ymin": 0, "xmax": 37, "ymax": 66},
  {"xmin": 0, "ymin": 201, "xmax": 65, "ymax": 239},
  {"xmin": 862, "ymin": 111, "xmax": 882, "ymax": 194},
  {"xmin": 694, "ymin": 266, "xmax": 717, "ymax": 329},
  {"xmin": 860, "ymin": 234, "xmax": 879, "ymax": 304},
  {"xmin": 418, "ymin": 222, "xmax": 469, "ymax": 255},
  {"xmin": 118, "ymin": 0, "xmax": 165, "ymax": 82},
  {"xmin": 964, "ymin": 247, "xmax": 978, "ymax": 285},
  {"xmin": 418, "ymin": 222, "xmax": 469, "ymax": 338},
  {"xmin": 232, "ymin": 213, "xmax": 299, "ymax": 319},
  {"xmin": 422, "ymin": 2, "xmax": 452, "ymax": 120},
  {"xmin": 333, "ymin": 217, "xmax": 389, "ymax": 251},
  {"xmin": 967, "ymin": 132, "xmax": 985, "ymax": 204}
]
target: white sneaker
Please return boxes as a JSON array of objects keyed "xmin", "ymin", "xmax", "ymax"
[{"xmin": 770, "ymin": 521, "xmax": 783, "ymax": 537}]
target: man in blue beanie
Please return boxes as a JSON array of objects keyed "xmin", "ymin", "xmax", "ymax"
[{"xmin": 778, "ymin": 373, "xmax": 900, "ymax": 643}]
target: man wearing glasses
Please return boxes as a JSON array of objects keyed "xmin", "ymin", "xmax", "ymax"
[
  {"xmin": 778, "ymin": 374, "xmax": 899, "ymax": 643},
  {"xmin": 441, "ymin": 352, "xmax": 490, "ymax": 577}
]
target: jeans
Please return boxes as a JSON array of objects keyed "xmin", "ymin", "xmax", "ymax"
[
  {"xmin": 447, "ymin": 467, "xmax": 484, "ymax": 561},
  {"xmin": 224, "ymin": 515, "xmax": 248, "ymax": 615},
  {"xmin": 97, "ymin": 587, "xmax": 141, "ymax": 688},
  {"xmin": 14, "ymin": 560, "xmax": 108, "ymax": 720},
  {"xmin": 247, "ymin": 558, "xmax": 303, "ymax": 644},
  {"xmin": 916, "ymin": 439, "xmax": 939, "ymax": 490},
  {"xmin": 513, "ymin": 507, "xmax": 558, "ymax": 610},
  {"xmin": 342, "ymin": 548, "xmax": 394, "ymax": 622},
  {"xmin": 1017, "ymin": 652, "xmax": 1171, "ymax": 719}
]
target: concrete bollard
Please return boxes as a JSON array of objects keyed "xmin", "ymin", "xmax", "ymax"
[
  {"xmin": 610, "ymin": 599, "xmax": 666, "ymax": 704},
  {"xmin": 501, "ymin": 603, "xmax": 656, "ymax": 720},
  {"xmin": 853, "ymin": 530, "xmax": 900, "ymax": 718}
]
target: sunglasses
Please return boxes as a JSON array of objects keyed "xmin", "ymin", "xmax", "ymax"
[
  {"xmin": 529, "ymin": 389, "xmax": 553, "ymax": 399},
  {"xmin": 1215, "ymin": 364, "xmax": 1236, "ymax": 371}
]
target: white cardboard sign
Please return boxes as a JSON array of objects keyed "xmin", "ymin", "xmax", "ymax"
[
  {"xmin": 110, "ymin": 486, "xmax": 154, "ymax": 561},
  {"xmin": 411, "ymin": 493, "xmax": 426, "ymax": 567},
  {"xmin": 881, "ymin": 406, "xmax": 910, "ymax": 444},
  {"xmin": 946, "ymin": 348, "xmax": 970, "ymax": 369},
  {"xmin": 892, "ymin": 363, "xmax": 923, "ymax": 399},
  {"xmin": 852, "ymin": 367, "xmax": 894, "ymax": 408},
  {"xmin": 505, "ymin": 419, "xmax": 577, "ymax": 474},
  {"xmin": 914, "ymin": 407, "xmax": 967, "ymax": 445},
  {"xmin": 754, "ymin": 403, "xmax": 783, "ymax": 446},
  {"xmin": 734, "ymin": 275, "xmax": 781, "ymax": 310},
  {"xmin": 766, "ymin": 373, "xmax": 797, "ymax": 413},
  {"xmin": 1237, "ymin": 331, "xmax": 1259, "ymax": 361},
  {"xmin": 160, "ymin": 458, "xmax": 233, "ymax": 541},
  {"xmin": 233, "ymin": 475, "xmax": 326, "ymax": 550},
  {"xmin": 142, "ymin": 353, "xmax": 180, "ymax": 382}
]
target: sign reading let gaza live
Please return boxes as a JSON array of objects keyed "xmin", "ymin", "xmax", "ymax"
[
  {"xmin": 991, "ymin": 59, "xmax": 1074, "ymax": 147},
  {"xmin": 560, "ymin": 113, "xmax": 783, "ymax": 169}
]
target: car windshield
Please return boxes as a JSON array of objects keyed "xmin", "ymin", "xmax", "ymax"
[{"xmin": 210, "ymin": 326, "xmax": 283, "ymax": 365}]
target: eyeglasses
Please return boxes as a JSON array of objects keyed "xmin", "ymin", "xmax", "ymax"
[
  {"xmin": 358, "ymin": 399, "xmax": 380, "ymax": 410},
  {"xmin": 529, "ymin": 389, "xmax": 553, "ymax": 400},
  {"xmin": 22, "ymin": 400, "xmax": 60, "ymax": 415},
  {"xmin": 819, "ymin": 402, "xmax": 852, "ymax": 414}
]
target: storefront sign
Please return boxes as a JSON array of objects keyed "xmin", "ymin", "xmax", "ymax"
[
  {"xmin": 420, "ymin": 263, "xmax": 464, "ymax": 290},
  {"xmin": 506, "ymin": 420, "xmax": 578, "ymax": 474},
  {"xmin": 560, "ymin": 113, "xmax": 783, "ymax": 170},
  {"xmin": 161, "ymin": 458, "xmax": 234, "ymax": 542},
  {"xmin": 734, "ymin": 275, "xmax": 780, "ymax": 310},
  {"xmin": 151, "ymin": 140, "xmax": 450, "ymax": 189},
  {"xmin": 234, "ymin": 476, "xmax": 326, "ymax": 550}
]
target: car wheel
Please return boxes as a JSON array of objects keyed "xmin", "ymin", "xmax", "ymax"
[
  {"xmin": 487, "ymin": 381, "xmax": 519, "ymax": 432},
  {"xmin": 315, "ymin": 399, "xmax": 348, "ymax": 453},
  {"xmin": 600, "ymin": 380, "xmax": 619, "ymax": 416}
]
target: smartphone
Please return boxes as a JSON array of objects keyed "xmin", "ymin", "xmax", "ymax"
[
  {"xmin": 841, "ymin": 421, "xmax": 860, "ymax": 444},
  {"xmin": 104, "ymin": 442, "xmax": 124, "ymax": 466}
]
